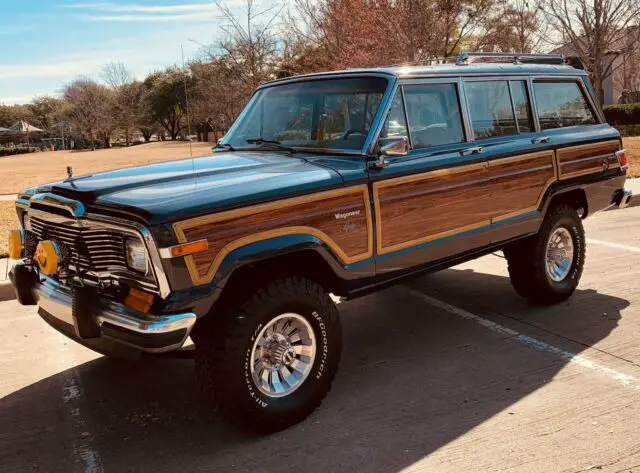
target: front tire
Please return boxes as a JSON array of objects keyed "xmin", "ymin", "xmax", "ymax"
[
  {"xmin": 504, "ymin": 204, "xmax": 585, "ymax": 305},
  {"xmin": 195, "ymin": 277, "xmax": 342, "ymax": 433}
]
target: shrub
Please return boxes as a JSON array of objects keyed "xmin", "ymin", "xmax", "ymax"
[
  {"xmin": 603, "ymin": 103, "xmax": 640, "ymax": 126},
  {"xmin": 0, "ymin": 147, "xmax": 38, "ymax": 157}
]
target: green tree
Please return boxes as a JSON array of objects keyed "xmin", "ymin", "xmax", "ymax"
[{"xmin": 143, "ymin": 68, "xmax": 190, "ymax": 140}]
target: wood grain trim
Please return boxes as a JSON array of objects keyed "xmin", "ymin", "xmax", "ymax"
[
  {"xmin": 373, "ymin": 162, "xmax": 488, "ymax": 255},
  {"xmin": 557, "ymin": 140, "xmax": 620, "ymax": 180},
  {"xmin": 490, "ymin": 150, "xmax": 557, "ymax": 223},
  {"xmin": 373, "ymin": 150, "xmax": 557, "ymax": 255},
  {"xmin": 173, "ymin": 186, "xmax": 373, "ymax": 285}
]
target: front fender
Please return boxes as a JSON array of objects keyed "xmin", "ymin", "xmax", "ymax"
[
  {"xmin": 214, "ymin": 232, "xmax": 373, "ymax": 287},
  {"xmin": 160, "ymin": 232, "xmax": 374, "ymax": 318}
]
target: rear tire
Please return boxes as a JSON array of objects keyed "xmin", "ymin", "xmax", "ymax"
[
  {"xmin": 504, "ymin": 204, "xmax": 585, "ymax": 305},
  {"xmin": 194, "ymin": 277, "xmax": 342, "ymax": 433}
]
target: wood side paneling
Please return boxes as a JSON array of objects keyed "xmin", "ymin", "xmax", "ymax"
[
  {"xmin": 374, "ymin": 163, "xmax": 492, "ymax": 254},
  {"xmin": 488, "ymin": 151, "xmax": 556, "ymax": 222},
  {"xmin": 173, "ymin": 186, "xmax": 373, "ymax": 285},
  {"xmin": 557, "ymin": 140, "xmax": 620, "ymax": 179},
  {"xmin": 373, "ymin": 151, "xmax": 556, "ymax": 255}
]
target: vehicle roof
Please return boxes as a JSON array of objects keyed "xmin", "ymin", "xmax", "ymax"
[{"xmin": 261, "ymin": 63, "xmax": 586, "ymax": 88}]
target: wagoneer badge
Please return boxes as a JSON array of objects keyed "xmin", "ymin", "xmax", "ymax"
[{"xmin": 334, "ymin": 210, "xmax": 361, "ymax": 220}]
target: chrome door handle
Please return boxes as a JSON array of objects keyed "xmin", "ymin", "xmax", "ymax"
[
  {"xmin": 460, "ymin": 146, "xmax": 484, "ymax": 156},
  {"xmin": 532, "ymin": 136, "xmax": 550, "ymax": 144}
]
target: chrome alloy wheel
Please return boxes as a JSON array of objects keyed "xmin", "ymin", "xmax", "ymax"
[
  {"xmin": 250, "ymin": 313, "xmax": 317, "ymax": 398},
  {"xmin": 545, "ymin": 227, "xmax": 575, "ymax": 282}
]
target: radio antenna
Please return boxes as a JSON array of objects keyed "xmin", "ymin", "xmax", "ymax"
[{"xmin": 181, "ymin": 44, "xmax": 193, "ymax": 157}]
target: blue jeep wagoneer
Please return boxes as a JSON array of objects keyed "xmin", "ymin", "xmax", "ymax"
[{"xmin": 9, "ymin": 52, "xmax": 631, "ymax": 431}]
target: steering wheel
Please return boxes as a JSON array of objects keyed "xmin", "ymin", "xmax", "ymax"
[{"xmin": 343, "ymin": 129, "xmax": 368, "ymax": 140}]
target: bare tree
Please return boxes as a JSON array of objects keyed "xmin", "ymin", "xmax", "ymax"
[
  {"xmin": 211, "ymin": 0, "xmax": 284, "ymax": 90},
  {"xmin": 473, "ymin": 0, "xmax": 547, "ymax": 53},
  {"xmin": 63, "ymin": 78, "xmax": 116, "ymax": 149},
  {"xmin": 288, "ymin": 0, "xmax": 504, "ymax": 68},
  {"xmin": 190, "ymin": 58, "xmax": 248, "ymax": 141},
  {"xmin": 541, "ymin": 0, "xmax": 640, "ymax": 104},
  {"xmin": 101, "ymin": 62, "xmax": 134, "ymax": 89},
  {"xmin": 102, "ymin": 62, "xmax": 145, "ymax": 146}
]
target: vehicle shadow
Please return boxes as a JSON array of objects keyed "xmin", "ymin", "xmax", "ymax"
[{"xmin": 0, "ymin": 268, "xmax": 629, "ymax": 472}]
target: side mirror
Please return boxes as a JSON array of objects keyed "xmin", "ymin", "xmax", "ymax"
[{"xmin": 371, "ymin": 136, "xmax": 408, "ymax": 169}]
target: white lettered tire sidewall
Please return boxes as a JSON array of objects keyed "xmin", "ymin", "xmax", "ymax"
[{"xmin": 242, "ymin": 306, "xmax": 335, "ymax": 414}]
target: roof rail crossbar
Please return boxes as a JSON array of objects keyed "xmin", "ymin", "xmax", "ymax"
[{"xmin": 456, "ymin": 52, "xmax": 566, "ymax": 66}]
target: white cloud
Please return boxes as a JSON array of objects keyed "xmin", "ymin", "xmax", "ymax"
[
  {"xmin": 80, "ymin": 12, "xmax": 212, "ymax": 22},
  {"xmin": 59, "ymin": 2, "xmax": 225, "ymax": 23},
  {"xmin": 0, "ymin": 60, "xmax": 107, "ymax": 80},
  {"xmin": 61, "ymin": 2, "xmax": 218, "ymax": 13}
]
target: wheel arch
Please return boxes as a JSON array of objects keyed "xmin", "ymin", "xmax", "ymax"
[
  {"xmin": 543, "ymin": 187, "xmax": 589, "ymax": 219},
  {"xmin": 194, "ymin": 234, "xmax": 357, "ymax": 322}
]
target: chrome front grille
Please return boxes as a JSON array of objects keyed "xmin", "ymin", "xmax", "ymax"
[{"xmin": 30, "ymin": 216, "xmax": 128, "ymax": 273}]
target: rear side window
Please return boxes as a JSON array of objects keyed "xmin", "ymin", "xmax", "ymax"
[
  {"xmin": 403, "ymin": 83, "xmax": 465, "ymax": 149},
  {"xmin": 465, "ymin": 81, "xmax": 517, "ymax": 139},
  {"xmin": 533, "ymin": 81, "xmax": 597, "ymax": 130}
]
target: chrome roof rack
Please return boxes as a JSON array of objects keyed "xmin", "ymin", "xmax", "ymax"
[{"xmin": 456, "ymin": 52, "xmax": 573, "ymax": 67}]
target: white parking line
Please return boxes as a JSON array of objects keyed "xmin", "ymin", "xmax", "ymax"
[
  {"xmin": 587, "ymin": 238, "xmax": 640, "ymax": 254},
  {"xmin": 402, "ymin": 287, "xmax": 640, "ymax": 391}
]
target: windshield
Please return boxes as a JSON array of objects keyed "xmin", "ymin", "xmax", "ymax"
[{"xmin": 223, "ymin": 77, "xmax": 388, "ymax": 152}]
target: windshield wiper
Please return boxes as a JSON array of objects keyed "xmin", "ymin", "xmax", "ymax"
[
  {"xmin": 246, "ymin": 138, "xmax": 295, "ymax": 153},
  {"xmin": 214, "ymin": 143, "xmax": 235, "ymax": 151}
]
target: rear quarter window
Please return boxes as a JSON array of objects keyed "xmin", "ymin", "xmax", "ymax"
[{"xmin": 533, "ymin": 81, "xmax": 597, "ymax": 130}]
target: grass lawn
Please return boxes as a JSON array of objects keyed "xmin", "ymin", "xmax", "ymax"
[
  {"xmin": 624, "ymin": 136, "xmax": 640, "ymax": 178},
  {"xmin": 0, "ymin": 202, "xmax": 19, "ymax": 258},
  {"xmin": 0, "ymin": 141, "xmax": 212, "ymax": 195}
]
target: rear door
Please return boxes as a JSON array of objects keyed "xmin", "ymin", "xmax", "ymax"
[
  {"xmin": 371, "ymin": 78, "xmax": 494, "ymax": 273},
  {"xmin": 461, "ymin": 77, "xmax": 557, "ymax": 244}
]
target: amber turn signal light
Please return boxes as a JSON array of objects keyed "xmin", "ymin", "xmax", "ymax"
[
  {"xmin": 124, "ymin": 288, "xmax": 154, "ymax": 314},
  {"xmin": 170, "ymin": 239, "xmax": 208, "ymax": 257},
  {"xmin": 8, "ymin": 229, "xmax": 24, "ymax": 259}
]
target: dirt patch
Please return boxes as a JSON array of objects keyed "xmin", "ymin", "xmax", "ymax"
[
  {"xmin": 0, "ymin": 201, "xmax": 19, "ymax": 258},
  {"xmin": 623, "ymin": 136, "xmax": 640, "ymax": 178},
  {"xmin": 0, "ymin": 141, "xmax": 212, "ymax": 195}
]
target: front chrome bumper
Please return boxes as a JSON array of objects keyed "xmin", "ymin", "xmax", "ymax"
[{"xmin": 10, "ymin": 262, "xmax": 196, "ymax": 353}]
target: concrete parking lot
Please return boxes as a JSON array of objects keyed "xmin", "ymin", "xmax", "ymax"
[{"xmin": 3, "ymin": 206, "xmax": 640, "ymax": 473}]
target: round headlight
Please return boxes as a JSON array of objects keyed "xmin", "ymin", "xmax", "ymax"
[{"xmin": 125, "ymin": 238, "xmax": 148, "ymax": 274}]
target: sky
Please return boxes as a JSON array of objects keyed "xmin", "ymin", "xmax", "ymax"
[{"xmin": 0, "ymin": 0, "xmax": 271, "ymax": 105}]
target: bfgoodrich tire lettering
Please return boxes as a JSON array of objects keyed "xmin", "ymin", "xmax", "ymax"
[
  {"xmin": 195, "ymin": 277, "xmax": 342, "ymax": 433},
  {"xmin": 504, "ymin": 204, "xmax": 585, "ymax": 305}
]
